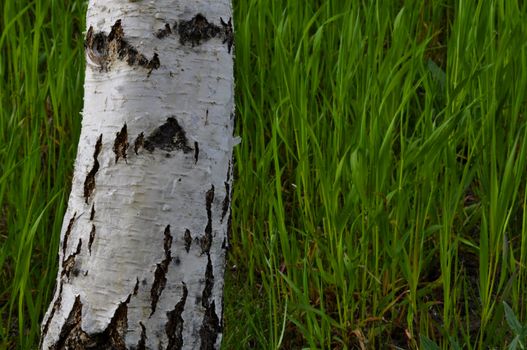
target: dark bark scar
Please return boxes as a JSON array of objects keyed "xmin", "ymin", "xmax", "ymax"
[
  {"xmin": 155, "ymin": 23, "xmax": 172, "ymax": 39},
  {"xmin": 113, "ymin": 123, "xmax": 128, "ymax": 164},
  {"xmin": 200, "ymin": 185, "xmax": 214, "ymax": 254},
  {"xmin": 136, "ymin": 322, "xmax": 147, "ymax": 350},
  {"xmin": 166, "ymin": 283, "xmax": 188, "ymax": 350},
  {"xmin": 220, "ymin": 17, "xmax": 234, "ymax": 54},
  {"xmin": 194, "ymin": 141, "xmax": 199, "ymax": 164},
  {"xmin": 90, "ymin": 204, "xmax": 95, "ymax": 221},
  {"xmin": 62, "ymin": 239, "xmax": 82, "ymax": 280},
  {"xmin": 177, "ymin": 14, "xmax": 234, "ymax": 53},
  {"xmin": 133, "ymin": 277, "xmax": 140, "ymax": 295},
  {"xmin": 184, "ymin": 229, "xmax": 192, "ymax": 253},
  {"xmin": 197, "ymin": 227, "xmax": 220, "ymax": 348},
  {"xmin": 62, "ymin": 213, "xmax": 77, "ymax": 258},
  {"xmin": 50, "ymin": 294, "xmax": 133, "ymax": 349},
  {"xmin": 222, "ymin": 161, "xmax": 232, "ymax": 222},
  {"xmin": 150, "ymin": 225, "xmax": 173, "ymax": 316},
  {"xmin": 178, "ymin": 14, "xmax": 219, "ymax": 47},
  {"xmin": 83, "ymin": 134, "xmax": 102, "ymax": 204},
  {"xmin": 50, "ymin": 295, "xmax": 88, "ymax": 350},
  {"xmin": 40, "ymin": 283, "xmax": 63, "ymax": 347},
  {"xmin": 88, "ymin": 224, "xmax": 96, "ymax": 254},
  {"xmin": 134, "ymin": 132, "xmax": 144, "ymax": 155},
  {"xmin": 85, "ymin": 19, "xmax": 160, "ymax": 74},
  {"xmin": 144, "ymin": 117, "xmax": 193, "ymax": 153}
]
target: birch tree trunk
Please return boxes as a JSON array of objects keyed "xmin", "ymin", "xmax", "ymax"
[{"xmin": 40, "ymin": 1, "xmax": 235, "ymax": 349}]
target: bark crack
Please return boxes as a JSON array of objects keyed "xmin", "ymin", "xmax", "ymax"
[
  {"xmin": 150, "ymin": 225, "xmax": 173, "ymax": 316},
  {"xmin": 184, "ymin": 229, "xmax": 192, "ymax": 253},
  {"xmin": 200, "ymin": 185, "xmax": 214, "ymax": 254},
  {"xmin": 62, "ymin": 213, "xmax": 77, "ymax": 257},
  {"xmin": 62, "ymin": 239, "xmax": 82, "ymax": 280},
  {"xmin": 199, "ymin": 254, "xmax": 220, "ymax": 349},
  {"xmin": 113, "ymin": 123, "xmax": 129, "ymax": 164},
  {"xmin": 40, "ymin": 283, "xmax": 63, "ymax": 347},
  {"xmin": 136, "ymin": 322, "xmax": 147, "ymax": 350},
  {"xmin": 194, "ymin": 141, "xmax": 199, "ymax": 164},
  {"xmin": 165, "ymin": 283, "xmax": 188, "ymax": 350},
  {"xmin": 83, "ymin": 134, "xmax": 102, "ymax": 204},
  {"xmin": 88, "ymin": 224, "xmax": 96, "ymax": 255}
]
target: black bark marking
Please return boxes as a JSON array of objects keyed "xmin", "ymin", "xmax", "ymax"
[
  {"xmin": 194, "ymin": 141, "xmax": 199, "ymax": 164},
  {"xmin": 51, "ymin": 296, "xmax": 89, "ymax": 350},
  {"xmin": 221, "ymin": 181, "xmax": 230, "ymax": 223},
  {"xmin": 222, "ymin": 161, "xmax": 232, "ymax": 224},
  {"xmin": 62, "ymin": 239, "xmax": 82, "ymax": 280},
  {"xmin": 150, "ymin": 225, "xmax": 173, "ymax": 316},
  {"xmin": 226, "ymin": 160, "xmax": 231, "ymax": 182},
  {"xmin": 144, "ymin": 117, "xmax": 192, "ymax": 153},
  {"xmin": 202, "ymin": 255, "xmax": 214, "ymax": 308},
  {"xmin": 184, "ymin": 229, "xmax": 192, "ymax": 253},
  {"xmin": 146, "ymin": 53, "xmax": 160, "ymax": 77},
  {"xmin": 134, "ymin": 132, "xmax": 144, "ymax": 155},
  {"xmin": 83, "ymin": 134, "xmax": 102, "ymax": 204},
  {"xmin": 85, "ymin": 20, "xmax": 160, "ymax": 74},
  {"xmin": 102, "ymin": 295, "xmax": 131, "ymax": 350},
  {"xmin": 40, "ymin": 283, "xmax": 63, "ymax": 346},
  {"xmin": 199, "ymin": 300, "xmax": 221, "ymax": 350},
  {"xmin": 150, "ymin": 266, "xmax": 168, "ymax": 316},
  {"xmin": 51, "ymin": 295, "xmax": 132, "ymax": 349},
  {"xmin": 62, "ymin": 213, "xmax": 77, "ymax": 258},
  {"xmin": 90, "ymin": 204, "xmax": 95, "ymax": 220},
  {"xmin": 220, "ymin": 17, "xmax": 234, "ymax": 54},
  {"xmin": 166, "ymin": 283, "xmax": 188, "ymax": 350},
  {"xmin": 164, "ymin": 224, "xmax": 173, "ymax": 254},
  {"xmin": 113, "ymin": 123, "xmax": 128, "ymax": 164},
  {"xmin": 198, "ymin": 254, "xmax": 221, "ymax": 348},
  {"xmin": 200, "ymin": 185, "xmax": 214, "ymax": 254},
  {"xmin": 136, "ymin": 322, "xmax": 147, "ymax": 350},
  {"xmin": 133, "ymin": 277, "xmax": 140, "ymax": 295},
  {"xmin": 155, "ymin": 23, "xmax": 172, "ymax": 39},
  {"xmin": 85, "ymin": 26, "xmax": 108, "ymax": 70},
  {"xmin": 88, "ymin": 224, "xmax": 96, "ymax": 254},
  {"xmin": 226, "ymin": 212, "xmax": 232, "ymax": 251},
  {"xmin": 177, "ymin": 14, "xmax": 234, "ymax": 53},
  {"xmin": 178, "ymin": 14, "xmax": 220, "ymax": 47}
]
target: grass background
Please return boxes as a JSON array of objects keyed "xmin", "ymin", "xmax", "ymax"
[{"xmin": 1, "ymin": 0, "xmax": 527, "ymax": 349}]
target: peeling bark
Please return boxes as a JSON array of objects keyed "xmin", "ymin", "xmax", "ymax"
[{"xmin": 41, "ymin": 1, "xmax": 234, "ymax": 349}]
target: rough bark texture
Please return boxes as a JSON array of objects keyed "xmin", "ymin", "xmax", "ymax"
[{"xmin": 40, "ymin": 1, "xmax": 235, "ymax": 349}]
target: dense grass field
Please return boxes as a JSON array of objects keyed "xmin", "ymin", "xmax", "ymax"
[{"xmin": 1, "ymin": 0, "xmax": 527, "ymax": 349}]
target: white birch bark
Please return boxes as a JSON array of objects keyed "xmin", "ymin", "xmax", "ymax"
[{"xmin": 40, "ymin": 1, "xmax": 235, "ymax": 349}]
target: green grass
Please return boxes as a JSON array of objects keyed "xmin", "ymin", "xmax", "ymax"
[{"xmin": 1, "ymin": 0, "xmax": 527, "ymax": 349}]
